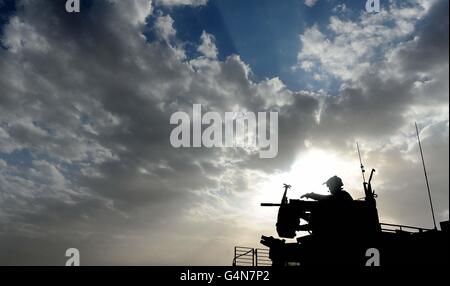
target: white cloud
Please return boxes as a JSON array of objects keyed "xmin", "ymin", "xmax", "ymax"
[
  {"xmin": 297, "ymin": 1, "xmax": 428, "ymax": 81},
  {"xmin": 113, "ymin": 0, "xmax": 153, "ymax": 26},
  {"xmin": 197, "ymin": 31, "xmax": 218, "ymax": 59},
  {"xmin": 304, "ymin": 0, "xmax": 318, "ymax": 8},
  {"xmin": 154, "ymin": 14, "xmax": 176, "ymax": 42},
  {"xmin": 155, "ymin": 0, "xmax": 208, "ymax": 6},
  {"xmin": 2, "ymin": 17, "xmax": 49, "ymax": 53},
  {"xmin": 332, "ymin": 4, "xmax": 348, "ymax": 14}
]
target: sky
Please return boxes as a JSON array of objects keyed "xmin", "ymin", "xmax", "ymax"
[{"xmin": 0, "ymin": 0, "xmax": 448, "ymax": 265}]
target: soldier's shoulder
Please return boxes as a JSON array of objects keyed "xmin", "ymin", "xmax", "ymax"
[{"xmin": 341, "ymin": 190, "xmax": 353, "ymax": 200}]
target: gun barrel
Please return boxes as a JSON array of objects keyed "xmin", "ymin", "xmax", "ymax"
[{"xmin": 261, "ymin": 203, "xmax": 282, "ymax": 207}]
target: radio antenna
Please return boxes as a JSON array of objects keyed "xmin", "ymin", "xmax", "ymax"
[
  {"xmin": 356, "ymin": 142, "xmax": 366, "ymax": 183},
  {"xmin": 415, "ymin": 122, "xmax": 437, "ymax": 230}
]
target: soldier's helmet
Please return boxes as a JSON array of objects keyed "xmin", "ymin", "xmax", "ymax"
[{"xmin": 323, "ymin": 176, "xmax": 343, "ymax": 190}]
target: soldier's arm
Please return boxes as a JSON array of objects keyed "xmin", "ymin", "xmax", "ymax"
[{"xmin": 301, "ymin": 192, "xmax": 329, "ymax": 201}]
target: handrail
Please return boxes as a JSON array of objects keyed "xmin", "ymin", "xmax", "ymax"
[
  {"xmin": 233, "ymin": 246, "xmax": 271, "ymax": 266},
  {"xmin": 233, "ymin": 247, "xmax": 253, "ymax": 266},
  {"xmin": 380, "ymin": 222, "xmax": 433, "ymax": 233}
]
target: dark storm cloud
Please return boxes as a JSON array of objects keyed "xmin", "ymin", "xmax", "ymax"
[
  {"xmin": 374, "ymin": 121, "xmax": 449, "ymax": 227},
  {"xmin": 0, "ymin": 0, "xmax": 318, "ymax": 265},
  {"xmin": 396, "ymin": 0, "xmax": 449, "ymax": 73},
  {"xmin": 317, "ymin": 74, "xmax": 416, "ymax": 143}
]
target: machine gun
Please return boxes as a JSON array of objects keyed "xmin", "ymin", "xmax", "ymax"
[{"xmin": 261, "ymin": 184, "xmax": 318, "ymax": 238}]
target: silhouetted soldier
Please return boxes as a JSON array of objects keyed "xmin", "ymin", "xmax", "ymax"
[
  {"xmin": 301, "ymin": 175, "xmax": 353, "ymax": 203},
  {"xmin": 297, "ymin": 176, "xmax": 357, "ymax": 263},
  {"xmin": 298, "ymin": 176, "xmax": 353, "ymax": 233}
]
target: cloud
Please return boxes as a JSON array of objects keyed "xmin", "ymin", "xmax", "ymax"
[
  {"xmin": 153, "ymin": 13, "xmax": 178, "ymax": 48},
  {"xmin": 304, "ymin": 0, "xmax": 318, "ymax": 8},
  {"xmin": 294, "ymin": 0, "xmax": 448, "ymax": 147},
  {"xmin": 155, "ymin": 0, "xmax": 208, "ymax": 7},
  {"xmin": 0, "ymin": 0, "xmax": 317, "ymax": 264},
  {"xmin": 332, "ymin": 4, "xmax": 348, "ymax": 14},
  {"xmin": 297, "ymin": 1, "xmax": 427, "ymax": 81},
  {"xmin": 197, "ymin": 31, "xmax": 218, "ymax": 59},
  {"xmin": 391, "ymin": 0, "xmax": 449, "ymax": 73}
]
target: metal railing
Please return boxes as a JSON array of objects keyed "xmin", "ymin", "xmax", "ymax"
[
  {"xmin": 380, "ymin": 222, "xmax": 433, "ymax": 233},
  {"xmin": 233, "ymin": 246, "xmax": 271, "ymax": 266}
]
